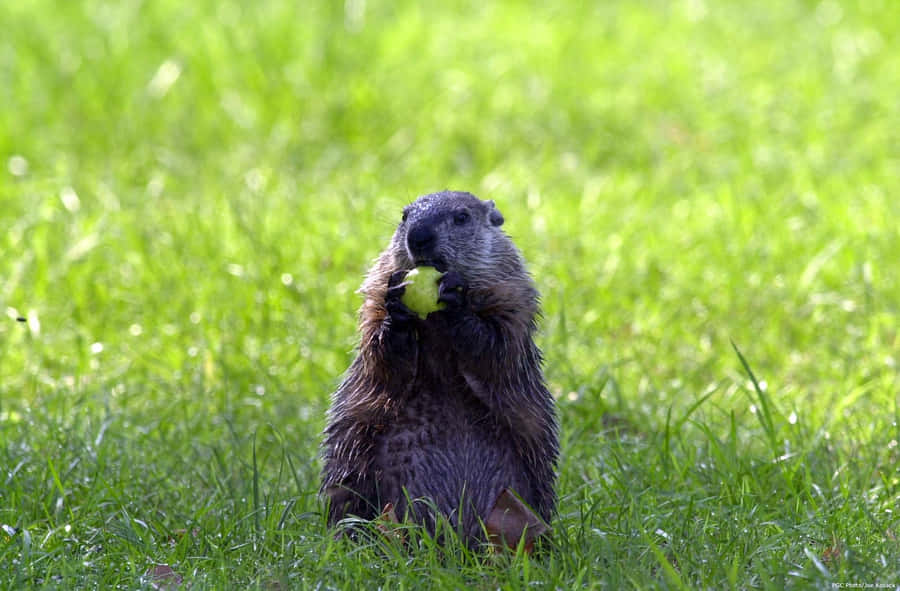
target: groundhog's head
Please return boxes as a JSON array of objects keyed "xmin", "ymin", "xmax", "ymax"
[{"xmin": 390, "ymin": 191, "xmax": 520, "ymax": 282}]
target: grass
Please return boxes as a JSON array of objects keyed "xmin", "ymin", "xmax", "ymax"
[{"xmin": 1, "ymin": 0, "xmax": 898, "ymax": 588}]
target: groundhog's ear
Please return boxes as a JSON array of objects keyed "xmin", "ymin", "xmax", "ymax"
[{"xmin": 485, "ymin": 201, "xmax": 504, "ymax": 227}]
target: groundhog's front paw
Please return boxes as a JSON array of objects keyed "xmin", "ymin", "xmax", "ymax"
[
  {"xmin": 437, "ymin": 271, "xmax": 467, "ymax": 309},
  {"xmin": 385, "ymin": 271, "xmax": 417, "ymax": 327}
]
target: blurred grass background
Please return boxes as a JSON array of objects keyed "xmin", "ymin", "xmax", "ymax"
[{"xmin": 1, "ymin": 0, "xmax": 898, "ymax": 588}]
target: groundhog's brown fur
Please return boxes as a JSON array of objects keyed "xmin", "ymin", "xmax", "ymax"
[{"xmin": 320, "ymin": 190, "xmax": 558, "ymax": 546}]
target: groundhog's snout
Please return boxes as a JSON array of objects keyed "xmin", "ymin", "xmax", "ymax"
[{"xmin": 407, "ymin": 223, "xmax": 437, "ymax": 259}]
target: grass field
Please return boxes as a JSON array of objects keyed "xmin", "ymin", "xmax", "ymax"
[{"xmin": 1, "ymin": 0, "xmax": 898, "ymax": 588}]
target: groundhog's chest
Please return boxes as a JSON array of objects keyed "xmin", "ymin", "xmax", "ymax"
[{"xmin": 372, "ymin": 368, "xmax": 526, "ymax": 519}]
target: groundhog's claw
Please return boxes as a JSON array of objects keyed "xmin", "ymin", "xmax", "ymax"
[
  {"xmin": 437, "ymin": 271, "xmax": 467, "ymax": 308},
  {"xmin": 386, "ymin": 271, "xmax": 417, "ymax": 326},
  {"xmin": 388, "ymin": 270, "xmax": 409, "ymax": 291}
]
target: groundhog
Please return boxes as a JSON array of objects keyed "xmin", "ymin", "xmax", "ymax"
[{"xmin": 320, "ymin": 190, "xmax": 559, "ymax": 548}]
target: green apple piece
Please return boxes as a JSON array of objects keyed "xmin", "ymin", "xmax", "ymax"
[{"xmin": 402, "ymin": 266, "xmax": 445, "ymax": 317}]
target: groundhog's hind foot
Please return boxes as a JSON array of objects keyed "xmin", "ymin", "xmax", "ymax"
[{"xmin": 485, "ymin": 488, "xmax": 550, "ymax": 554}]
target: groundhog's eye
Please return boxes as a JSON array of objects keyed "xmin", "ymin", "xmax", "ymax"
[
  {"xmin": 401, "ymin": 210, "xmax": 409, "ymax": 222},
  {"xmin": 453, "ymin": 210, "xmax": 470, "ymax": 226}
]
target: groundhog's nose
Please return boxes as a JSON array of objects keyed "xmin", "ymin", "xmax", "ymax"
[{"xmin": 407, "ymin": 224, "xmax": 437, "ymax": 256}]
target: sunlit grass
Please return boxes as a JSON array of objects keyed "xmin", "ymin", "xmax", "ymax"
[{"xmin": 1, "ymin": 0, "xmax": 898, "ymax": 588}]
